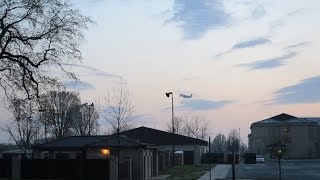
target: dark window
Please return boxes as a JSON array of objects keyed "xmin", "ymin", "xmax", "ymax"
[{"xmin": 183, "ymin": 151, "xmax": 194, "ymax": 165}]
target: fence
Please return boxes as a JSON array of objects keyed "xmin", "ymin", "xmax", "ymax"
[
  {"xmin": 1, "ymin": 159, "xmax": 110, "ymax": 180},
  {"xmin": 201, "ymin": 153, "xmax": 224, "ymax": 164},
  {"xmin": 0, "ymin": 159, "xmax": 11, "ymax": 178}
]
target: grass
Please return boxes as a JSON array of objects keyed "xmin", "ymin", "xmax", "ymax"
[{"xmin": 159, "ymin": 164, "xmax": 214, "ymax": 180}]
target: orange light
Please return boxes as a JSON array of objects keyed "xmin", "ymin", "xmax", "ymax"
[{"xmin": 100, "ymin": 148, "xmax": 110, "ymax": 156}]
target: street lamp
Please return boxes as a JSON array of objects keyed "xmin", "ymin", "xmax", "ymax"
[
  {"xmin": 165, "ymin": 92, "xmax": 174, "ymax": 134},
  {"xmin": 165, "ymin": 92, "xmax": 175, "ymax": 167},
  {"xmin": 277, "ymin": 149, "xmax": 282, "ymax": 180}
]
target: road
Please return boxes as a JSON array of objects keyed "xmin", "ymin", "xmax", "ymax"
[{"xmin": 226, "ymin": 159, "xmax": 320, "ymax": 180}]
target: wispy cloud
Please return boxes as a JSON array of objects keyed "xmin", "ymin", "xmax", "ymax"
[
  {"xmin": 271, "ymin": 76, "xmax": 320, "ymax": 104},
  {"xmin": 268, "ymin": 9, "xmax": 304, "ymax": 35},
  {"xmin": 285, "ymin": 42, "xmax": 311, "ymax": 50},
  {"xmin": 64, "ymin": 64, "xmax": 121, "ymax": 79},
  {"xmin": 216, "ymin": 37, "xmax": 271, "ymax": 57},
  {"xmin": 176, "ymin": 98, "xmax": 233, "ymax": 111},
  {"xmin": 236, "ymin": 52, "xmax": 298, "ymax": 70},
  {"xmin": 64, "ymin": 81, "xmax": 95, "ymax": 91},
  {"xmin": 232, "ymin": 37, "xmax": 271, "ymax": 49},
  {"xmin": 167, "ymin": 0, "xmax": 230, "ymax": 39}
]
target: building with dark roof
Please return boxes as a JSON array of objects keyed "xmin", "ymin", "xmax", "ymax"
[
  {"xmin": 120, "ymin": 126, "xmax": 208, "ymax": 146},
  {"xmin": 32, "ymin": 126, "xmax": 208, "ymax": 180},
  {"xmin": 120, "ymin": 126, "xmax": 208, "ymax": 166},
  {"xmin": 33, "ymin": 135, "xmax": 157, "ymax": 180},
  {"xmin": 248, "ymin": 113, "xmax": 320, "ymax": 159}
]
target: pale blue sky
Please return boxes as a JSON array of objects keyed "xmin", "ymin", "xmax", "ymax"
[{"xmin": 1, "ymin": 0, "xmax": 320, "ymax": 143}]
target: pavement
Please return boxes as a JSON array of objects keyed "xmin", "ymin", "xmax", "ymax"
[
  {"xmin": 198, "ymin": 164, "xmax": 231, "ymax": 180},
  {"xmin": 225, "ymin": 159, "xmax": 320, "ymax": 180}
]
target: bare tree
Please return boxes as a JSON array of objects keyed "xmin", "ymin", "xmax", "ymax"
[
  {"xmin": 3, "ymin": 98, "xmax": 41, "ymax": 154},
  {"xmin": 183, "ymin": 115, "xmax": 208, "ymax": 140},
  {"xmin": 72, "ymin": 103, "xmax": 99, "ymax": 136},
  {"xmin": 211, "ymin": 134, "xmax": 227, "ymax": 153},
  {"xmin": 40, "ymin": 91, "xmax": 81, "ymax": 138},
  {"xmin": 100, "ymin": 80, "xmax": 135, "ymax": 134},
  {"xmin": 226, "ymin": 129, "xmax": 240, "ymax": 153},
  {"xmin": 0, "ymin": 0, "xmax": 91, "ymax": 100},
  {"xmin": 166, "ymin": 116, "xmax": 184, "ymax": 135}
]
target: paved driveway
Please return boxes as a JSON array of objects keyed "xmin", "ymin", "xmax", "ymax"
[{"xmin": 226, "ymin": 159, "xmax": 320, "ymax": 180}]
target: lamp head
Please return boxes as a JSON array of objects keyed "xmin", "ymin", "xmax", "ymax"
[
  {"xmin": 277, "ymin": 149, "xmax": 282, "ymax": 154},
  {"xmin": 165, "ymin": 92, "xmax": 172, "ymax": 97},
  {"xmin": 100, "ymin": 148, "xmax": 110, "ymax": 156}
]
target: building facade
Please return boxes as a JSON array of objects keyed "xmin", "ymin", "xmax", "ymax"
[
  {"xmin": 32, "ymin": 126, "xmax": 208, "ymax": 180},
  {"xmin": 248, "ymin": 113, "xmax": 320, "ymax": 159}
]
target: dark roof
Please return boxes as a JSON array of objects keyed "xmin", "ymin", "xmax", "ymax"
[
  {"xmin": 33, "ymin": 135, "xmax": 153, "ymax": 151},
  {"xmin": 251, "ymin": 113, "xmax": 319, "ymax": 128},
  {"xmin": 88, "ymin": 135, "xmax": 155, "ymax": 148},
  {"xmin": 305, "ymin": 117, "xmax": 320, "ymax": 125},
  {"xmin": 271, "ymin": 113, "xmax": 296, "ymax": 121},
  {"xmin": 119, "ymin": 127, "xmax": 208, "ymax": 146}
]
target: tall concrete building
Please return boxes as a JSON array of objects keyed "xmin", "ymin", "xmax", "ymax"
[{"xmin": 248, "ymin": 113, "xmax": 320, "ymax": 159}]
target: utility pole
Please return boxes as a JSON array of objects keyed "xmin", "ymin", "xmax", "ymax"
[
  {"xmin": 209, "ymin": 136, "xmax": 212, "ymax": 180},
  {"xmin": 232, "ymin": 137, "xmax": 235, "ymax": 180},
  {"xmin": 166, "ymin": 92, "xmax": 175, "ymax": 167},
  {"xmin": 278, "ymin": 149, "xmax": 282, "ymax": 180}
]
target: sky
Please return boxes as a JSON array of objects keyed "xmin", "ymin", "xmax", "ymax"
[{"xmin": 1, "ymin": 0, "xmax": 320, "ymax": 144}]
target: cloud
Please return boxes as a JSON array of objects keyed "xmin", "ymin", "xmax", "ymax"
[
  {"xmin": 64, "ymin": 64, "xmax": 121, "ymax": 79},
  {"xmin": 271, "ymin": 76, "xmax": 320, "ymax": 104},
  {"xmin": 268, "ymin": 9, "xmax": 304, "ymax": 35},
  {"xmin": 64, "ymin": 81, "xmax": 95, "ymax": 91},
  {"xmin": 176, "ymin": 98, "xmax": 233, "ymax": 111},
  {"xmin": 167, "ymin": 0, "xmax": 230, "ymax": 39},
  {"xmin": 236, "ymin": 52, "xmax": 298, "ymax": 70},
  {"xmin": 232, "ymin": 37, "xmax": 271, "ymax": 49},
  {"xmin": 285, "ymin": 42, "xmax": 311, "ymax": 50},
  {"xmin": 215, "ymin": 37, "xmax": 271, "ymax": 57},
  {"xmin": 251, "ymin": 5, "xmax": 266, "ymax": 19}
]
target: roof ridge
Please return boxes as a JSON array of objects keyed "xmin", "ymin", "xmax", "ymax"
[{"xmin": 122, "ymin": 126, "xmax": 207, "ymax": 142}]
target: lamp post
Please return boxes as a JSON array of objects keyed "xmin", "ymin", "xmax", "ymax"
[
  {"xmin": 165, "ymin": 92, "xmax": 174, "ymax": 134},
  {"xmin": 277, "ymin": 149, "xmax": 282, "ymax": 180},
  {"xmin": 165, "ymin": 92, "xmax": 175, "ymax": 167}
]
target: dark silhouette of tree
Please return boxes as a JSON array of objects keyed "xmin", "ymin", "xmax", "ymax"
[
  {"xmin": 240, "ymin": 142, "xmax": 248, "ymax": 155},
  {"xmin": 100, "ymin": 80, "xmax": 135, "ymax": 134},
  {"xmin": 166, "ymin": 116, "xmax": 184, "ymax": 135},
  {"xmin": 3, "ymin": 98, "xmax": 41, "ymax": 154},
  {"xmin": 40, "ymin": 91, "xmax": 81, "ymax": 138},
  {"xmin": 226, "ymin": 129, "xmax": 240, "ymax": 153},
  {"xmin": 183, "ymin": 115, "xmax": 208, "ymax": 140},
  {"xmin": 0, "ymin": 0, "xmax": 91, "ymax": 100},
  {"xmin": 211, "ymin": 134, "xmax": 227, "ymax": 153},
  {"xmin": 72, "ymin": 103, "xmax": 99, "ymax": 136}
]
